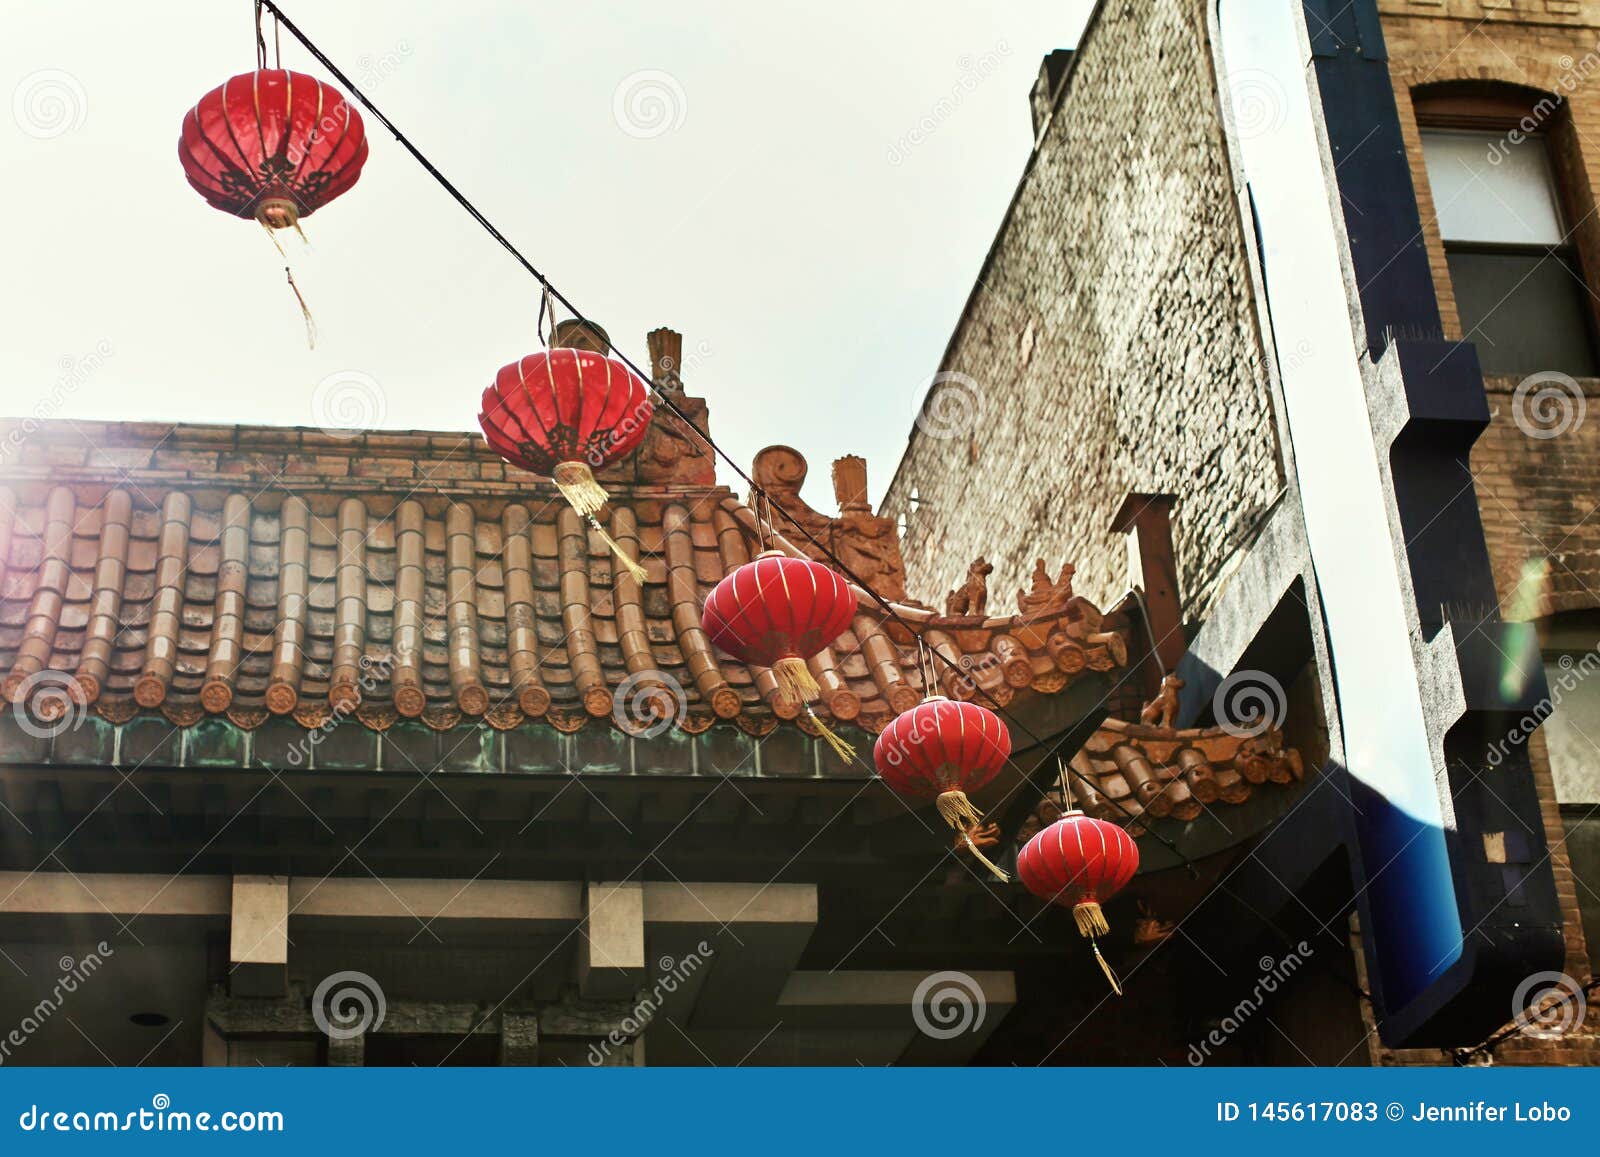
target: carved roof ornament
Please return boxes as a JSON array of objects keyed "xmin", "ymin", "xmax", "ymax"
[
  {"xmin": 647, "ymin": 327, "xmax": 686, "ymax": 394},
  {"xmin": 750, "ymin": 445, "xmax": 832, "ymax": 551},
  {"xmin": 1017, "ymin": 558, "xmax": 1077, "ymax": 619},
  {"xmin": 1140, "ymin": 672, "xmax": 1183, "ymax": 730},
  {"xmin": 750, "ymin": 445, "xmax": 910, "ymax": 602},
  {"xmin": 637, "ymin": 327, "xmax": 716, "ymax": 486},
  {"xmin": 945, "ymin": 557, "xmax": 992, "ymax": 618}
]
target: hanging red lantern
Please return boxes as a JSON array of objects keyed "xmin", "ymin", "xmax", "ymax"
[
  {"xmin": 701, "ymin": 550, "xmax": 859, "ymax": 759},
  {"xmin": 178, "ymin": 69, "xmax": 368, "ymax": 230},
  {"xmin": 479, "ymin": 338, "xmax": 654, "ymax": 582},
  {"xmin": 178, "ymin": 68, "xmax": 368, "ymax": 344},
  {"xmin": 873, "ymin": 696, "xmax": 1012, "ymax": 882},
  {"xmin": 1017, "ymin": 811, "xmax": 1140, "ymax": 993}
]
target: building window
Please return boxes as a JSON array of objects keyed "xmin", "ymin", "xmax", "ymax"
[
  {"xmin": 1540, "ymin": 642, "xmax": 1600, "ymax": 968},
  {"xmin": 1415, "ymin": 87, "xmax": 1598, "ymax": 377},
  {"xmin": 1540, "ymin": 650, "xmax": 1600, "ymax": 805}
]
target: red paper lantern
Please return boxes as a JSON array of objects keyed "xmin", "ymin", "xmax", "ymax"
[
  {"xmin": 701, "ymin": 550, "xmax": 858, "ymax": 757},
  {"xmin": 479, "ymin": 345, "xmax": 653, "ymax": 580},
  {"xmin": 874, "ymin": 696, "xmax": 1012, "ymax": 881},
  {"xmin": 1017, "ymin": 811, "xmax": 1140, "ymax": 992},
  {"xmin": 178, "ymin": 69, "xmax": 368, "ymax": 230}
]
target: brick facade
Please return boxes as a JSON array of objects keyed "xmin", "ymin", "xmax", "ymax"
[
  {"xmin": 880, "ymin": 0, "xmax": 1281, "ymax": 619},
  {"xmin": 1371, "ymin": 0, "xmax": 1600, "ymax": 1066}
]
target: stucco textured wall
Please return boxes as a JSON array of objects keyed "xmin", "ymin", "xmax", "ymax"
[{"xmin": 881, "ymin": 0, "xmax": 1281, "ymax": 618}]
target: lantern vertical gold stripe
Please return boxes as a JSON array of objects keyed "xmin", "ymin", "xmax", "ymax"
[
  {"xmin": 328, "ymin": 497, "xmax": 368, "ymax": 711},
  {"xmin": 557, "ymin": 506, "xmax": 611, "ymax": 717},
  {"xmin": 706, "ymin": 505, "xmax": 788, "ymax": 714},
  {"xmin": 3, "ymin": 486, "xmax": 76, "ymax": 701},
  {"xmin": 391, "ymin": 499, "xmax": 427, "ymax": 717},
  {"xmin": 75, "ymin": 489, "xmax": 133, "ymax": 704},
  {"xmin": 444, "ymin": 502, "xmax": 487, "ymax": 716},
  {"xmin": 134, "ymin": 491, "xmax": 192, "ymax": 708},
  {"xmin": 198, "ymin": 494, "xmax": 250, "ymax": 713},
  {"xmin": 500, "ymin": 503, "xmax": 549, "ymax": 717},
  {"xmin": 266, "ymin": 495, "xmax": 309, "ymax": 715}
]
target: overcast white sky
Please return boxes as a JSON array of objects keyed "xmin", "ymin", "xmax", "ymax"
[{"xmin": 3, "ymin": 1, "xmax": 1092, "ymax": 509}]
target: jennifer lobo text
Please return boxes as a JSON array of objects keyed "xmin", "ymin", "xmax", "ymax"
[{"xmin": 1412, "ymin": 1103, "xmax": 1570, "ymax": 1122}]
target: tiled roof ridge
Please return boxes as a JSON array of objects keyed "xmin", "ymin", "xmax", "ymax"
[
  {"xmin": 0, "ymin": 473, "xmax": 1128, "ymax": 737},
  {"xmin": 2, "ymin": 416, "xmax": 491, "ymax": 453},
  {"xmin": 0, "ymin": 416, "xmax": 721, "ymax": 501}
]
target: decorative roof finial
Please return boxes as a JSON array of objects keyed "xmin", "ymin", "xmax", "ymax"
[{"xmin": 647, "ymin": 327, "xmax": 684, "ymax": 392}]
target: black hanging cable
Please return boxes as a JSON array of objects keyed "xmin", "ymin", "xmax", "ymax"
[
  {"xmin": 255, "ymin": 0, "xmax": 1200, "ymax": 871},
  {"xmin": 256, "ymin": 0, "xmax": 1191, "ymax": 866}
]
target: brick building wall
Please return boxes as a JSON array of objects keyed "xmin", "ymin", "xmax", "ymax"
[
  {"xmin": 880, "ymin": 0, "xmax": 1281, "ymax": 618},
  {"xmin": 1371, "ymin": 0, "xmax": 1600, "ymax": 1066}
]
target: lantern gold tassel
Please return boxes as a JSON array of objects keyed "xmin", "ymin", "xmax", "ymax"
[
  {"xmin": 256, "ymin": 214, "xmax": 316, "ymax": 349},
  {"xmin": 935, "ymin": 790, "xmax": 1009, "ymax": 882},
  {"xmin": 551, "ymin": 461, "xmax": 612, "ymax": 518},
  {"xmin": 1073, "ymin": 900, "xmax": 1110, "ymax": 938},
  {"xmin": 772, "ymin": 656, "xmax": 821, "ymax": 707},
  {"xmin": 259, "ymin": 215, "xmax": 289, "ymax": 257},
  {"xmin": 586, "ymin": 517, "xmax": 648, "ymax": 585},
  {"xmin": 935, "ymin": 788, "xmax": 984, "ymax": 831},
  {"xmin": 1089, "ymin": 939, "xmax": 1124, "ymax": 996},
  {"xmin": 284, "ymin": 266, "xmax": 317, "ymax": 350},
  {"xmin": 957, "ymin": 825, "xmax": 1011, "ymax": 884},
  {"xmin": 803, "ymin": 706, "xmax": 856, "ymax": 763}
]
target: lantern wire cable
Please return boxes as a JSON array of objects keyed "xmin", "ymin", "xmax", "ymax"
[
  {"xmin": 258, "ymin": 7, "xmax": 1380, "ymax": 1010},
  {"xmin": 256, "ymin": 0, "xmax": 1194, "ymax": 868},
  {"xmin": 253, "ymin": 0, "xmax": 267, "ymax": 70},
  {"xmin": 255, "ymin": 0, "xmax": 1200, "ymax": 872}
]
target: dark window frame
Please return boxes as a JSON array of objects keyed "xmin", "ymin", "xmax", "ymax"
[{"xmin": 1414, "ymin": 82, "xmax": 1600, "ymax": 376}]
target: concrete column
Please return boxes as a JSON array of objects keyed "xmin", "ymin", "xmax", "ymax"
[
  {"xmin": 576, "ymin": 881, "xmax": 644, "ymax": 998},
  {"xmin": 643, "ymin": 881, "xmax": 818, "ymax": 1030},
  {"xmin": 228, "ymin": 875, "xmax": 288, "ymax": 997}
]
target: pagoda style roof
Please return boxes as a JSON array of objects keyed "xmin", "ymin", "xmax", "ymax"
[
  {"xmin": 0, "ymin": 331, "xmax": 1311, "ymax": 893},
  {"xmin": 0, "ymin": 340, "xmax": 1129, "ymax": 750}
]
